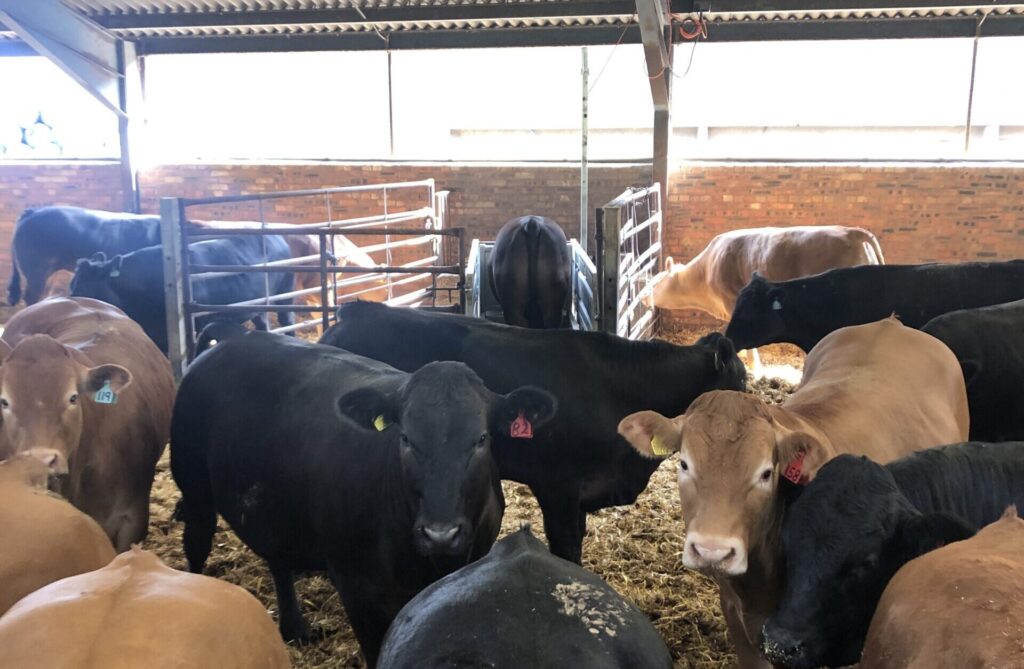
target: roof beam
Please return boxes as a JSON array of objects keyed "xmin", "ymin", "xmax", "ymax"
[
  {"xmin": 0, "ymin": 0, "xmax": 125, "ymax": 118},
  {"xmin": 95, "ymin": 1, "xmax": 637, "ymax": 30},
  {"xmin": 636, "ymin": 0, "xmax": 671, "ymax": 110},
  {"xmin": 701, "ymin": 12, "xmax": 1024, "ymax": 40},
  {"xmin": 694, "ymin": 1, "xmax": 1019, "ymax": 11}
]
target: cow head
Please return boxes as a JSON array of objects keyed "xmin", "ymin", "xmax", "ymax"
[
  {"xmin": 618, "ymin": 391, "xmax": 827, "ymax": 577},
  {"xmin": 724, "ymin": 273, "xmax": 787, "ymax": 350},
  {"xmin": 70, "ymin": 253, "xmax": 124, "ymax": 308},
  {"xmin": 646, "ymin": 257, "xmax": 693, "ymax": 310},
  {"xmin": 0, "ymin": 335, "xmax": 132, "ymax": 488},
  {"xmin": 761, "ymin": 455, "xmax": 976, "ymax": 669},
  {"xmin": 337, "ymin": 361, "xmax": 556, "ymax": 558}
]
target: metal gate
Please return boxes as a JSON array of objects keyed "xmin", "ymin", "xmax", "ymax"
[
  {"xmin": 159, "ymin": 179, "xmax": 463, "ymax": 378},
  {"xmin": 596, "ymin": 184, "xmax": 662, "ymax": 340},
  {"xmin": 464, "ymin": 238, "xmax": 597, "ymax": 329}
]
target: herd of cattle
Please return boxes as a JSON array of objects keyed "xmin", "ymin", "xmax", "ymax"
[{"xmin": 1, "ymin": 205, "xmax": 1024, "ymax": 669}]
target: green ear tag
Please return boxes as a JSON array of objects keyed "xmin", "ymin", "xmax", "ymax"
[
  {"xmin": 650, "ymin": 434, "xmax": 671, "ymax": 456},
  {"xmin": 94, "ymin": 381, "xmax": 117, "ymax": 405},
  {"xmin": 373, "ymin": 415, "xmax": 388, "ymax": 432}
]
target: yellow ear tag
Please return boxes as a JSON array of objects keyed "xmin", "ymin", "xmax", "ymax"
[
  {"xmin": 650, "ymin": 434, "xmax": 671, "ymax": 456},
  {"xmin": 373, "ymin": 415, "xmax": 388, "ymax": 432}
]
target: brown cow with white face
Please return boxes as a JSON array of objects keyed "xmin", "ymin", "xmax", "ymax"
[
  {"xmin": 0, "ymin": 454, "xmax": 114, "ymax": 616},
  {"xmin": 618, "ymin": 317, "xmax": 968, "ymax": 669},
  {"xmin": 0, "ymin": 548, "xmax": 291, "ymax": 669},
  {"xmin": 860, "ymin": 507, "xmax": 1024, "ymax": 669},
  {"xmin": 648, "ymin": 225, "xmax": 884, "ymax": 321},
  {"xmin": 0, "ymin": 297, "xmax": 175, "ymax": 551}
]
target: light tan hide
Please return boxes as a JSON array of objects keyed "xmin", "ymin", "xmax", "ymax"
[
  {"xmin": 618, "ymin": 317, "xmax": 968, "ymax": 668},
  {"xmin": 0, "ymin": 548, "xmax": 292, "ymax": 669},
  {"xmin": 650, "ymin": 226, "xmax": 884, "ymax": 320},
  {"xmin": 0, "ymin": 454, "xmax": 114, "ymax": 616}
]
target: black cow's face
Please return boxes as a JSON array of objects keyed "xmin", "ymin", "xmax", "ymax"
[
  {"xmin": 694, "ymin": 332, "xmax": 747, "ymax": 392},
  {"xmin": 337, "ymin": 361, "xmax": 556, "ymax": 558},
  {"xmin": 724, "ymin": 273, "xmax": 786, "ymax": 350},
  {"xmin": 761, "ymin": 455, "xmax": 976, "ymax": 668},
  {"xmin": 70, "ymin": 253, "xmax": 123, "ymax": 308}
]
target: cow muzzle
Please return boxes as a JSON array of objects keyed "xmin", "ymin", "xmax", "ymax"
[
  {"xmin": 760, "ymin": 619, "xmax": 818, "ymax": 669},
  {"xmin": 25, "ymin": 447, "xmax": 69, "ymax": 476},
  {"xmin": 414, "ymin": 520, "xmax": 470, "ymax": 556},
  {"xmin": 682, "ymin": 532, "xmax": 748, "ymax": 575}
]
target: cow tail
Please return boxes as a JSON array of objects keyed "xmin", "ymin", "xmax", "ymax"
[
  {"xmin": 194, "ymin": 322, "xmax": 248, "ymax": 356},
  {"xmin": 6, "ymin": 209, "xmax": 32, "ymax": 306},
  {"xmin": 524, "ymin": 217, "xmax": 541, "ymax": 326}
]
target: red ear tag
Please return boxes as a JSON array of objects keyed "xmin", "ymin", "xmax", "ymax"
[
  {"xmin": 783, "ymin": 450, "xmax": 807, "ymax": 485},
  {"xmin": 510, "ymin": 411, "xmax": 534, "ymax": 439}
]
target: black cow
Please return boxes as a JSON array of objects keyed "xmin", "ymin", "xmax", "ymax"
[
  {"xmin": 923, "ymin": 299, "xmax": 1024, "ymax": 442},
  {"xmin": 378, "ymin": 526, "xmax": 673, "ymax": 669},
  {"xmin": 70, "ymin": 236, "xmax": 295, "ymax": 354},
  {"xmin": 725, "ymin": 260, "xmax": 1024, "ymax": 352},
  {"xmin": 171, "ymin": 324, "xmax": 555, "ymax": 664},
  {"xmin": 761, "ymin": 442, "xmax": 1024, "ymax": 669},
  {"xmin": 490, "ymin": 215, "xmax": 571, "ymax": 328},
  {"xmin": 320, "ymin": 301, "xmax": 746, "ymax": 563},
  {"xmin": 8, "ymin": 206, "xmax": 169, "ymax": 306}
]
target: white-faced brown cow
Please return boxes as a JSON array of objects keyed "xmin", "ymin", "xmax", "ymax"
[
  {"xmin": 0, "ymin": 548, "xmax": 292, "ymax": 669},
  {"xmin": 649, "ymin": 226, "xmax": 884, "ymax": 321},
  {"xmin": 618, "ymin": 317, "xmax": 967, "ymax": 669},
  {"xmin": 860, "ymin": 507, "xmax": 1024, "ymax": 669},
  {"xmin": 0, "ymin": 297, "xmax": 175, "ymax": 552},
  {"xmin": 0, "ymin": 454, "xmax": 114, "ymax": 616}
]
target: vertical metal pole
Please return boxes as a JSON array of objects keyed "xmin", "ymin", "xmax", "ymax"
[
  {"xmin": 257, "ymin": 198, "xmax": 271, "ymax": 327},
  {"xmin": 319, "ymin": 231, "xmax": 331, "ymax": 331},
  {"xmin": 600, "ymin": 204, "xmax": 623, "ymax": 336},
  {"xmin": 160, "ymin": 197, "xmax": 187, "ymax": 380},
  {"xmin": 964, "ymin": 15, "xmax": 986, "ymax": 153},
  {"xmin": 457, "ymin": 228, "xmax": 466, "ymax": 314},
  {"xmin": 387, "ymin": 50, "xmax": 395, "ymax": 157},
  {"xmin": 580, "ymin": 46, "xmax": 590, "ymax": 250},
  {"xmin": 116, "ymin": 39, "xmax": 140, "ymax": 213}
]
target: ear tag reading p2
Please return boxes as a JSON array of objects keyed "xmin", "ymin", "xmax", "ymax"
[
  {"xmin": 783, "ymin": 450, "xmax": 806, "ymax": 485},
  {"xmin": 772, "ymin": 299, "xmax": 782, "ymax": 311},
  {"xmin": 373, "ymin": 415, "xmax": 388, "ymax": 432},
  {"xmin": 650, "ymin": 434, "xmax": 672, "ymax": 456},
  {"xmin": 94, "ymin": 381, "xmax": 117, "ymax": 405},
  {"xmin": 510, "ymin": 411, "xmax": 533, "ymax": 439}
]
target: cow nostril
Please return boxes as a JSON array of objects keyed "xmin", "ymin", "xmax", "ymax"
[{"xmin": 422, "ymin": 524, "xmax": 461, "ymax": 545}]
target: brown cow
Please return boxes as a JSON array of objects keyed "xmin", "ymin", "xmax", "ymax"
[
  {"xmin": 0, "ymin": 297, "xmax": 175, "ymax": 551},
  {"xmin": 0, "ymin": 454, "xmax": 114, "ymax": 616},
  {"xmin": 617, "ymin": 317, "xmax": 967, "ymax": 669},
  {"xmin": 0, "ymin": 548, "xmax": 292, "ymax": 669},
  {"xmin": 860, "ymin": 507, "xmax": 1024, "ymax": 669},
  {"xmin": 649, "ymin": 226, "xmax": 884, "ymax": 320}
]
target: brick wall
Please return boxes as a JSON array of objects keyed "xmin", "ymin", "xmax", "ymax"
[{"xmin": 1, "ymin": 161, "xmax": 1021, "ymax": 311}]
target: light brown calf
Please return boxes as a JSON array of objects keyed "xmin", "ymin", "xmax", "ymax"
[
  {"xmin": 0, "ymin": 454, "xmax": 114, "ymax": 616},
  {"xmin": 0, "ymin": 297, "xmax": 175, "ymax": 551},
  {"xmin": 618, "ymin": 317, "xmax": 967, "ymax": 669},
  {"xmin": 860, "ymin": 507, "xmax": 1024, "ymax": 669},
  {"xmin": 650, "ymin": 225, "xmax": 884, "ymax": 320},
  {"xmin": 0, "ymin": 548, "xmax": 292, "ymax": 669}
]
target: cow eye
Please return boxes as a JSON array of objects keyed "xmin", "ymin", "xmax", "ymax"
[
  {"xmin": 69, "ymin": 394, "xmax": 79, "ymax": 406},
  {"xmin": 759, "ymin": 468, "xmax": 772, "ymax": 483},
  {"xmin": 476, "ymin": 433, "xmax": 488, "ymax": 446},
  {"xmin": 0, "ymin": 398, "xmax": 8, "ymax": 410},
  {"xmin": 680, "ymin": 460, "xmax": 689, "ymax": 473}
]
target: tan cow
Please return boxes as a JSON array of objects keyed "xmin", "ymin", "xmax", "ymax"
[
  {"xmin": 0, "ymin": 548, "xmax": 292, "ymax": 669},
  {"xmin": 618, "ymin": 317, "xmax": 967, "ymax": 669},
  {"xmin": 0, "ymin": 454, "xmax": 114, "ymax": 616},
  {"xmin": 649, "ymin": 226, "xmax": 884, "ymax": 320},
  {"xmin": 0, "ymin": 297, "xmax": 175, "ymax": 551},
  {"xmin": 860, "ymin": 507, "xmax": 1024, "ymax": 669}
]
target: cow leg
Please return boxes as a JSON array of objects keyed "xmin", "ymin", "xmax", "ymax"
[
  {"xmin": 20, "ymin": 265, "xmax": 51, "ymax": 306},
  {"xmin": 181, "ymin": 499, "xmax": 217, "ymax": 575},
  {"xmin": 533, "ymin": 485, "xmax": 585, "ymax": 564},
  {"xmin": 278, "ymin": 302, "xmax": 296, "ymax": 335},
  {"xmin": 252, "ymin": 314, "xmax": 270, "ymax": 331},
  {"xmin": 327, "ymin": 564, "xmax": 390, "ymax": 667},
  {"xmin": 268, "ymin": 561, "xmax": 311, "ymax": 644}
]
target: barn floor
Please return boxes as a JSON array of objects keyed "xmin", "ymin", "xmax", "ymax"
[{"xmin": 142, "ymin": 323, "xmax": 802, "ymax": 669}]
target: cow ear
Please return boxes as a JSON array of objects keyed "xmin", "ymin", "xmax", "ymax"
[
  {"xmin": 714, "ymin": 335, "xmax": 737, "ymax": 372},
  {"xmin": 665, "ymin": 257, "xmax": 675, "ymax": 271},
  {"xmin": 618, "ymin": 410, "xmax": 684, "ymax": 459},
  {"xmin": 774, "ymin": 429, "xmax": 828, "ymax": 485},
  {"xmin": 891, "ymin": 512, "xmax": 976, "ymax": 562},
  {"xmin": 960, "ymin": 359, "xmax": 981, "ymax": 389},
  {"xmin": 336, "ymin": 386, "xmax": 401, "ymax": 432},
  {"xmin": 82, "ymin": 364, "xmax": 132, "ymax": 395},
  {"xmin": 492, "ymin": 386, "xmax": 556, "ymax": 438}
]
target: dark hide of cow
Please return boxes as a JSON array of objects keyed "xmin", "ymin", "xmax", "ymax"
[
  {"xmin": 725, "ymin": 260, "xmax": 1024, "ymax": 352},
  {"xmin": 171, "ymin": 326, "xmax": 554, "ymax": 665},
  {"xmin": 923, "ymin": 299, "xmax": 1024, "ymax": 442},
  {"xmin": 320, "ymin": 300, "xmax": 746, "ymax": 563},
  {"xmin": 489, "ymin": 216, "xmax": 571, "ymax": 328},
  {"xmin": 377, "ymin": 526, "xmax": 673, "ymax": 669},
  {"xmin": 70, "ymin": 236, "xmax": 295, "ymax": 354},
  {"xmin": 761, "ymin": 442, "xmax": 1024, "ymax": 669}
]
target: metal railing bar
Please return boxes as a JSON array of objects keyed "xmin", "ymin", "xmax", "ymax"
[
  {"xmin": 180, "ymin": 179, "xmax": 435, "ymax": 207},
  {"xmin": 184, "ymin": 212, "xmax": 437, "ymax": 237},
  {"xmin": 189, "ymin": 263, "xmax": 458, "ymax": 276}
]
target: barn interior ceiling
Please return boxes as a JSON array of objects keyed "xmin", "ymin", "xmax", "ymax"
[{"xmin": 1, "ymin": 1, "xmax": 1023, "ymax": 55}]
